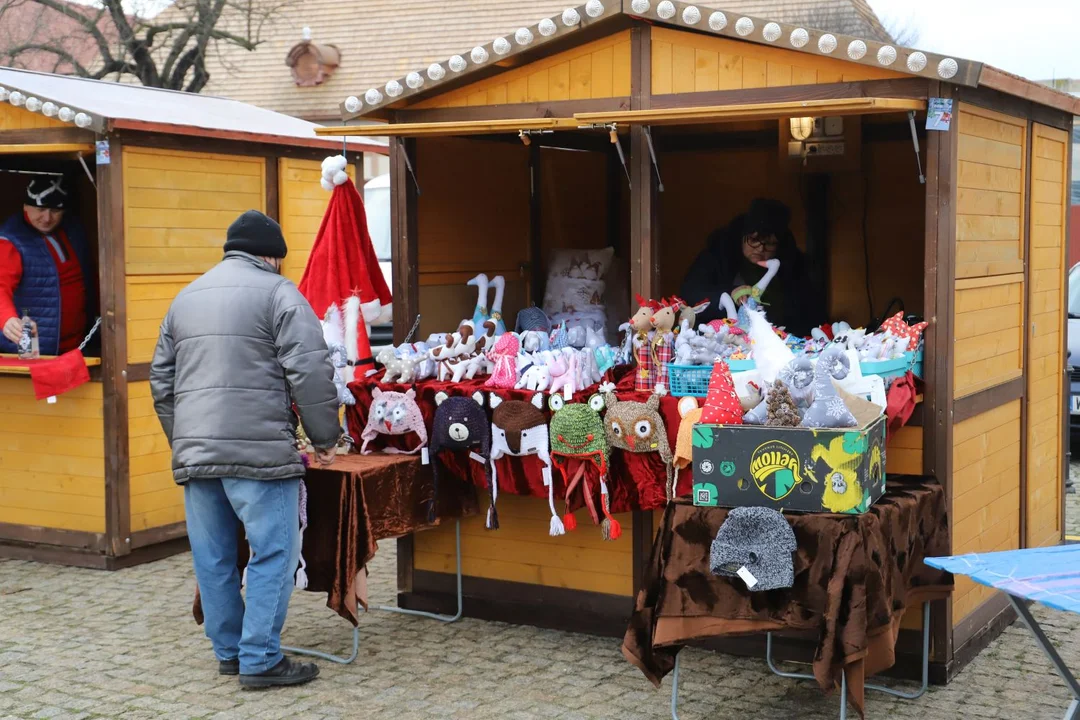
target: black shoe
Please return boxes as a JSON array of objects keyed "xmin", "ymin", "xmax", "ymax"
[
  {"xmin": 219, "ymin": 659, "xmax": 239, "ymax": 676},
  {"xmin": 239, "ymin": 657, "xmax": 319, "ymax": 689}
]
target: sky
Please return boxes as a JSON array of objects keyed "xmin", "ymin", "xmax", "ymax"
[{"xmin": 868, "ymin": 0, "xmax": 1080, "ymax": 81}]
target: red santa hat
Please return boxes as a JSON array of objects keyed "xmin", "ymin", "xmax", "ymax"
[{"xmin": 700, "ymin": 360, "xmax": 744, "ymax": 425}]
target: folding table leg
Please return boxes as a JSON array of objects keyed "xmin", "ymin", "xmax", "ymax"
[
  {"xmin": 380, "ymin": 519, "xmax": 463, "ymax": 623},
  {"xmin": 282, "ymin": 624, "xmax": 361, "ymax": 665},
  {"xmin": 670, "ymin": 652, "xmax": 681, "ymax": 720},
  {"xmin": 1007, "ymin": 594, "xmax": 1080, "ymax": 720}
]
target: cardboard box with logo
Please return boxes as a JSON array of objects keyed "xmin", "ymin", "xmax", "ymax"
[{"xmin": 691, "ymin": 394, "xmax": 887, "ymax": 514}]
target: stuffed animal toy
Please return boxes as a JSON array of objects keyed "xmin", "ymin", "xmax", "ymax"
[
  {"xmin": 673, "ymin": 396, "xmax": 703, "ymax": 492},
  {"xmin": 431, "ymin": 391, "xmax": 495, "ymax": 526},
  {"xmin": 631, "ymin": 296, "xmax": 660, "ymax": 391},
  {"xmin": 603, "ymin": 390, "xmax": 676, "ymax": 502},
  {"xmin": 745, "ymin": 305, "xmax": 793, "ymax": 384},
  {"xmin": 729, "ymin": 258, "xmax": 780, "ymax": 330},
  {"xmin": 802, "ymin": 345, "xmax": 858, "ymax": 429},
  {"xmin": 377, "ymin": 346, "xmax": 418, "ymax": 384},
  {"xmin": 516, "ymin": 352, "xmax": 552, "ymax": 392},
  {"xmin": 467, "ymin": 274, "xmax": 490, "ymax": 328},
  {"xmin": 489, "ymin": 393, "xmax": 560, "ymax": 535},
  {"xmin": 700, "ymin": 361, "xmax": 743, "ymax": 425},
  {"xmin": 778, "ymin": 355, "xmax": 815, "ymax": 409},
  {"xmin": 445, "ymin": 320, "xmax": 497, "ymax": 382},
  {"xmin": 489, "ymin": 275, "xmax": 508, "ymax": 336},
  {"xmin": 549, "ymin": 392, "xmax": 620, "ymax": 540},
  {"xmin": 360, "ymin": 387, "xmax": 427, "ymax": 455},
  {"xmin": 648, "ymin": 298, "xmax": 679, "ymax": 392},
  {"xmin": 879, "ymin": 312, "xmax": 928, "ymax": 352},
  {"xmin": 521, "ymin": 330, "xmax": 550, "ymax": 353},
  {"xmin": 321, "ymin": 304, "xmax": 354, "ymax": 408},
  {"xmin": 485, "ymin": 332, "xmax": 521, "ymax": 389},
  {"xmin": 516, "ymin": 306, "xmax": 551, "ymax": 335},
  {"xmin": 548, "ymin": 349, "xmax": 578, "ymax": 398}
]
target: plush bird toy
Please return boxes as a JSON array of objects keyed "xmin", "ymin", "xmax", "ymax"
[{"xmin": 431, "ymin": 391, "xmax": 495, "ymax": 526}]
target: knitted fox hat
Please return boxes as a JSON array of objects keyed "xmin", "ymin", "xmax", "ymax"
[
  {"xmin": 432, "ymin": 391, "xmax": 494, "ymax": 525},
  {"xmin": 489, "ymin": 393, "xmax": 559, "ymax": 535},
  {"xmin": 603, "ymin": 390, "xmax": 675, "ymax": 503},
  {"xmin": 549, "ymin": 392, "xmax": 620, "ymax": 541},
  {"xmin": 360, "ymin": 387, "xmax": 428, "ymax": 455}
]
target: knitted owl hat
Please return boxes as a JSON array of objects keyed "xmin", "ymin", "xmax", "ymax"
[
  {"xmin": 700, "ymin": 360, "xmax": 744, "ymax": 425},
  {"xmin": 489, "ymin": 392, "xmax": 560, "ymax": 535},
  {"xmin": 431, "ymin": 391, "xmax": 495, "ymax": 526},
  {"xmin": 360, "ymin": 387, "xmax": 428, "ymax": 455},
  {"xmin": 673, "ymin": 396, "xmax": 703, "ymax": 494},
  {"xmin": 602, "ymin": 390, "xmax": 675, "ymax": 503},
  {"xmin": 549, "ymin": 392, "xmax": 620, "ymax": 541}
]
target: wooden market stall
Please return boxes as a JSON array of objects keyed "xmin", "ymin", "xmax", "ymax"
[
  {"xmin": 0, "ymin": 67, "xmax": 387, "ymax": 569},
  {"xmin": 319, "ymin": 0, "xmax": 1078, "ymax": 682}
]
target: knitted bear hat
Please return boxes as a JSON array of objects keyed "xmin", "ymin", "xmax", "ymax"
[
  {"xmin": 602, "ymin": 390, "xmax": 675, "ymax": 503},
  {"xmin": 549, "ymin": 391, "xmax": 620, "ymax": 541},
  {"xmin": 431, "ymin": 391, "xmax": 495, "ymax": 526},
  {"xmin": 360, "ymin": 387, "xmax": 427, "ymax": 455},
  {"xmin": 489, "ymin": 392, "xmax": 560, "ymax": 535}
]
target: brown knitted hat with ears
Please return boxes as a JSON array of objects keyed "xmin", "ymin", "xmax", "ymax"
[{"xmin": 489, "ymin": 392, "xmax": 559, "ymax": 535}]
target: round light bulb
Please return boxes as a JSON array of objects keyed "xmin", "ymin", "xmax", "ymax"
[
  {"xmin": 74, "ymin": 112, "xmax": 92, "ymax": 128},
  {"xmin": 385, "ymin": 80, "xmax": 403, "ymax": 97},
  {"xmin": 406, "ymin": 71, "xmax": 424, "ymax": 89},
  {"xmin": 449, "ymin": 55, "xmax": 467, "ymax": 72},
  {"xmin": 539, "ymin": 18, "xmax": 557, "ymax": 36},
  {"xmin": 41, "ymin": 101, "xmax": 58, "ymax": 117},
  {"xmin": 763, "ymin": 22, "xmax": 781, "ymax": 42},
  {"xmin": 937, "ymin": 58, "xmax": 958, "ymax": 79},
  {"xmin": 906, "ymin": 52, "xmax": 927, "ymax": 72},
  {"xmin": 877, "ymin": 46, "xmax": 897, "ymax": 66},
  {"xmin": 657, "ymin": 1, "xmax": 676, "ymax": 19},
  {"xmin": 735, "ymin": 17, "xmax": 754, "ymax": 36},
  {"xmin": 8, "ymin": 91, "xmax": 24, "ymax": 106},
  {"xmin": 365, "ymin": 88, "xmax": 383, "ymax": 105},
  {"xmin": 470, "ymin": 46, "xmax": 489, "ymax": 63},
  {"xmin": 515, "ymin": 27, "xmax": 534, "ymax": 45},
  {"xmin": 24, "ymin": 97, "xmax": 42, "ymax": 112},
  {"xmin": 682, "ymin": 6, "xmax": 700, "ymax": 24},
  {"xmin": 789, "ymin": 28, "xmax": 809, "ymax": 48},
  {"xmin": 0, "ymin": 88, "xmax": 7, "ymax": 102},
  {"xmin": 708, "ymin": 11, "xmax": 727, "ymax": 31},
  {"xmin": 630, "ymin": 0, "xmax": 650, "ymax": 13},
  {"xmin": 562, "ymin": 8, "xmax": 580, "ymax": 25},
  {"xmin": 493, "ymin": 37, "xmax": 511, "ymax": 55},
  {"xmin": 818, "ymin": 34, "xmax": 837, "ymax": 53},
  {"xmin": 585, "ymin": 0, "xmax": 605, "ymax": 17},
  {"xmin": 58, "ymin": 106, "xmax": 75, "ymax": 122},
  {"xmin": 847, "ymin": 40, "xmax": 867, "ymax": 60},
  {"xmin": 428, "ymin": 63, "xmax": 446, "ymax": 80},
  {"xmin": 344, "ymin": 96, "xmax": 361, "ymax": 113}
]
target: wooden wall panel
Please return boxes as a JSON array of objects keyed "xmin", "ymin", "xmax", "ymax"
[
  {"xmin": 0, "ymin": 378, "xmax": 104, "ymax": 532},
  {"xmin": 539, "ymin": 148, "xmax": 610, "ymax": 253},
  {"xmin": 123, "ymin": 147, "xmax": 265, "ymax": 275},
  {"xmin": 279, "ymin": 158, "xmax": 355, "ymax": 285},
  {"xmin": 886, "ymin": 426, "xmax": 923, "ymax": 477},
  {"xmin": 415, "ymin": 32, "xmax": 632, "ymax": 109},
  {"xmin": 1025, "ymin": 123, "xmax": 1069, "ymax": 549},
  {"xmin": 650, "ymin": 27, "xmax": 903, "ymax": 96},
  {"xmin": 413, "ymin": 494, "xmax": 634, "ymax": 595},
  {"xmin": 951, "ymin": 400, "xmax": 1022, "ymax": 622},
  {"xmin": 127, "ymin": 381, "xmax": 181, "ymax": 531},
  {"xmin": 0, "ymin": 102, "xmax": 67, "ymax": 130},
  {"xmin": 125, "ymin": 275, "xmax": 198, "ymax": 364},
  {"xmin": 952, "ymin": 274, "xmax": 1024, "ymax": 397},
  {"xmin": 954, "ymin": 106, "xmax": 1026, "ymax": 279}
]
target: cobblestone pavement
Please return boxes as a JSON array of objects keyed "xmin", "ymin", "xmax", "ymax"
[{"xmin": 1, "ymin": 489, "xmax": 1078, "ymax": 720}]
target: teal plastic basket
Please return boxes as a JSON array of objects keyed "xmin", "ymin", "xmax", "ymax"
[
  {"xmin": 860, "ymin": 350, "xmax": 922, "ymax": 380},
  {"xmin": 667, "ymin": 364, "xmax": 712, "ymax": 397}
]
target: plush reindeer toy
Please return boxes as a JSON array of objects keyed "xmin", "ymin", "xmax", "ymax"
[{"xmin": 431, "ymin": 391, "xmax": 495, "ymax": 526}]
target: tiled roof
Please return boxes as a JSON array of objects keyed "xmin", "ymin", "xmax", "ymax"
[{"xmin": 196, "ymin": 0, "xmax": 895, "ymax": 121}]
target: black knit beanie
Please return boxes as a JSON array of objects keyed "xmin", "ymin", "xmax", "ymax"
[
  {"xmin": 743, "ymin": 198, "xmax": 791, "ymax": 238},
  {"xmin": 224, "ymin": 210, "xmax": 287, "ymax": 258}
]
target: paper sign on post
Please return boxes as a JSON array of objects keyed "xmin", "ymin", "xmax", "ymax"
[{"xmin": 926, "ymin": 98, "xmax": 953, "ymax": 131}]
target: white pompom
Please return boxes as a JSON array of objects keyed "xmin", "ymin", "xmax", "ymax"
[
  {"xmin": 321, "ymin": 156, "xmax": 336, "ymax": 172},
  {"xmin": 333, "ymin": 170, "xmax": 349, "ymax": 186},
  {"xmin": 320, "ymin": 178, "xmax": 335, "ymax": 192}
]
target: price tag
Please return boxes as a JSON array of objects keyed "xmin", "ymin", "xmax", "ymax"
[
  {"xmin": 736, "ymin": 565, "xmax": 758, "ymax": 590},
  {"xmin": 542, "ymin": 465, "xmax": 553, "ymax": 487},
  {"xmin": 563, "ymin": 383, "xmax": 573, "ymax": 401},
  {"xmin": 421, "ymin": 447, "xmax": 430, "ymax": 465},
  {"xmin": 46, "ymin": 396, "xmax": 57, "ymax": 404},
  {"xmin": 469, "ymin": 451, "xmax": 486, "ymax": 464}
]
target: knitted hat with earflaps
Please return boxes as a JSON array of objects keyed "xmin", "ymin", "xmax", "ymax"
[
  {"xmin": 602, "ymin": 390, "xmax": 675, "ymax": 503},
  {"xmin": 489, "ymin": 393, "xmax": 558, "ymax": 535},
  {"xmin": 549, "ymin": 392, "xmax": 618, "ymax": 540},
  {"xmin": 432, "ymin": 391, "xmax": 494, "ymax": 526}
]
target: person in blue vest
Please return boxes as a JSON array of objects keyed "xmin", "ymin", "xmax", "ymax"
[{"xmin": 0, "ymin": 177, "xmax": 95, "ymax": 356}]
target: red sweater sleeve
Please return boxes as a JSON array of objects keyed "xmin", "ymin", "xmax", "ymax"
[{"xmin": 0, "ymin": 239, "xmax": 22, "ymax": 325}]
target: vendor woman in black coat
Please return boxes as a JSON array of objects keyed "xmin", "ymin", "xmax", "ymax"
[{"xmin": 679, "ymin": 197, "xmax": 825, "ymax": 337}]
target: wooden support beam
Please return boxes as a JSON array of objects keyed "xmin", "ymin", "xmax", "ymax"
[
  {"xmin": 393, "ymin": 98, "xmax": 630, "ymax": 124},
  {"xmin": 1020, "ymin": 120, "xmax": 1034, "ymax": 549},
  {"xmin": 954, "ymin": 377, "xmax": 1025, "ymax": 424},
  {"xmin": 390, "ymin": 137, "xmax": 419, "ymax": 344},
  {"xmin": 265, "ymin": 156, "xmax": 280, "ymax": 222},
  {"xmin": 648, "ymin": 77, "xmax": 931, "ymax": 110}
]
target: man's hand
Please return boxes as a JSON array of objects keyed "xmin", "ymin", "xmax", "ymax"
[
  {"xmin": 2, "ymin": 317, "xmax": 29, "ymax": 345},
  {"xmin": 313, "ymin": 447, "xmax": 337, "ymax": 467}
]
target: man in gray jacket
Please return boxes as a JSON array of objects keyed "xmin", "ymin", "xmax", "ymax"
[{"xmin": 151, "ymin": 209, "xmax": 341, "ymax": 688}]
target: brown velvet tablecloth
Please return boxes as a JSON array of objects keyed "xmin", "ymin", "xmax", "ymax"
[
  {"xmin": 192, "ymin": 454, "xmax": 479, "ymax": 627},
  {"xmin": 622, "ymin": 476, "xmax": 952, "ymax": 718}
]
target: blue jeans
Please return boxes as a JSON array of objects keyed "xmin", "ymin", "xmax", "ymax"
[{"xmin": 184, "ymin": 477, "xmax": 301, "ymax": 674}]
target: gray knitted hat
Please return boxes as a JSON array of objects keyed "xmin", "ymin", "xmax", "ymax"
[{"xmin": 709, "ymin": 506, "xmax": 797, "ymax": 591}]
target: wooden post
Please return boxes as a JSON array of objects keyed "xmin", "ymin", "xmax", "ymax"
[
  {"xmin": 390, "ymin": 137, "xmax": 419, "ymax": 344},
  {"xmin": 1062, "ymin": 119, "xmax": 1074, "ymax": 543},
  {"xmin": 1020, "ymin": 120, "xmax": 1034, "ymax": 548},
  {"xmin": 265, "ymin": 156, "xmax": 280, "ymax": 222},
  {"xmin": 529, "ymin": 144, "xmax": 543, "ymax": 306},
  {"xmin": 629, "ymin": 22, "xmax": 657, "ymax": 591},
  {"xmin": 98, "ymin": 134, "xmax": 131, "ymax": 559}
]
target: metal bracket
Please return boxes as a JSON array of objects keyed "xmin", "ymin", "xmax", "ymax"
[
  {"xmin": 398, "ymin": 137, "xmax": 421, "ymax": 196},
  {"xmin": 78, "ymin": 155, "xmax": 96, "ymax": 188},
  {"xmin": 907, "ymin": 111, "xmax": 926, "ymax": 185},
  {"xmin": 643, "ymin": 126, "xmax": 664, "ymax": 192},
  {"xmin": 608, "ymin": 123, "xmax": 631, "ymax": 187}
]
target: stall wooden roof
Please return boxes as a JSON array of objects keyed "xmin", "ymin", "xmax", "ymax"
[
  {"xmin": 0, "ymin": 67, "xmax": 387, "ymax": 152},
  {"xmin": 336, "ymin": 0, "xmax": 1080, "ymax": 121}
]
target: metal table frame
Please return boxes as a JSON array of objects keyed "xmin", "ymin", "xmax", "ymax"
[
  {"xmin": 282, "ymin": 519, "xmax": 463, "ymax": 664},
  {"xmin": 670, "ymin": 601, "xmax": 930, "ymax": 720},
  {"xmin": 1007, "ymin": 594, "xmax": 1080, "ymax": 720}
]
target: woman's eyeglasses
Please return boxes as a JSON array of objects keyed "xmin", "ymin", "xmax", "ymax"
[{"xmin": 744, "ymin": 233, "xmax": 778, "ymax": 251}]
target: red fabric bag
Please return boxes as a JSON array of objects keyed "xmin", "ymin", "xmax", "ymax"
[{"xmin": 29, "ymin": 350, "xmax": 91, "ymax": 400}]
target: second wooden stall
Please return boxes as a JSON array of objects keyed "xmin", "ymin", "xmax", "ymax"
[{"xmin": 320, "ymin": 0, "xmax": 1078, "ymax": 681}]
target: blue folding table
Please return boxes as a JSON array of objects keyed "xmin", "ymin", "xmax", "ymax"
[{"xmin": 926, "ymin": 545, "xmax": 1080, "ymax": 720}]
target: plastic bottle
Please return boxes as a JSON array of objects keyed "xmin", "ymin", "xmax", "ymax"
[{"xmin": 17, "ymin": 311, "xmax": 39, "ymax": 360}]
